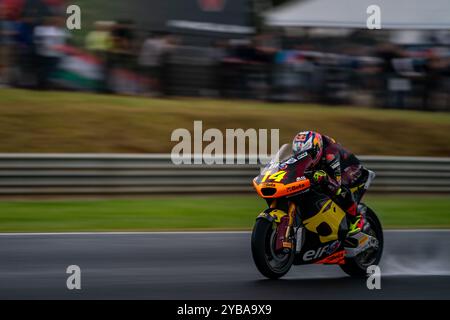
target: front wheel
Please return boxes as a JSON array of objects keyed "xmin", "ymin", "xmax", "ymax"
[
  {"xmin": 340, "ymin": 205, "xmax": 384, "ymax": 277},
  {"xmin": 251, "ymin": 218, "xmax": 295, "ymax": 279}
]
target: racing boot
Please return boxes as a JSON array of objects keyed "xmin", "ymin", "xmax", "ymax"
[
  {"xmin": 344, "ymin": 203, "xmax": 363, "ymax": 248},
  {"xmin": 347, "ymin": 202, "xmax": 363, "ymax": 235},
  {"xmin": 348, "ymin": 215, "xmax": 361, "ymax": 236}
]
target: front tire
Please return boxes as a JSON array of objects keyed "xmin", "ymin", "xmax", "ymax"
[
  {"xmin": 251, "ymin": 218, "xmax": 294, "ymax": 279},
  {"xmin": 340, "ymin": 205, "xmax": 384, "ymax": 277}
]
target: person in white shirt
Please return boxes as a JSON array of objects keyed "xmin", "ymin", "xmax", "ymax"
[
  {"xmin": 138, "ymin": 33, "xmax": 176, "ymax": 95},
  {"xmin": 34, "ymin": 16, "xmax": 69, "ymax": 89}
]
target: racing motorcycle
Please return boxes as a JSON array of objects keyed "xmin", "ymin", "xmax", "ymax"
[{"xmin": 251, "ymin": 144, "xmax": 383, "ymax": 278}]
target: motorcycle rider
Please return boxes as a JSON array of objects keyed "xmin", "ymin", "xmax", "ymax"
[{"xmin": 292, "ymin": 131, "xmax": 375, "ymax": 239}]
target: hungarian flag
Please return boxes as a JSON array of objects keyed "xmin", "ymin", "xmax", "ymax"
[{"xmin": 52, "ymin": 45, "xmax": 103, "ymax": 91}]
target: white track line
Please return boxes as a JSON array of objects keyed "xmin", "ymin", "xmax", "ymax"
[{"xmin": 0, "ymin": 229, "xmax": 448, "ymax": 236}]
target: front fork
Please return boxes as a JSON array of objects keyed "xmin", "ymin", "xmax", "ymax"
[
  {"xmin": 272, "ymin": 200, "xmax": 297, "ymax": 252},
  {"xmin": 283, "ymin": 202, "xmax": 297, "ymax": 250}
]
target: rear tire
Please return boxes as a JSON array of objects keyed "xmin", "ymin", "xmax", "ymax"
[
  {"xmin": 251, "ymin": 218, "xmax": 294, "ymax": 279},
  {"xmin": 340, "ymin": 205, "xmax": 384, "ymax": 277}
]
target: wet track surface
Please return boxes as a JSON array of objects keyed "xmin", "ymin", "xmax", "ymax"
[{"xmin": 0, "ymin": 230, "xmax": 449, "ymax": 299}]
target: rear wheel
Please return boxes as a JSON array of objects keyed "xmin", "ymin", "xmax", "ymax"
[
  {"xmin": 340, "ymin": 205, "xmax": 384, "ymax": 277},
  {"xmin": 251, "ymin": 218, "xmax": 295, "ymax": 279}
]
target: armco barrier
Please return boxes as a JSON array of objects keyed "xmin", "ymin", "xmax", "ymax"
[{"xmin": 0, "ymin": 154, "xmax": 448, "ymax": 195}]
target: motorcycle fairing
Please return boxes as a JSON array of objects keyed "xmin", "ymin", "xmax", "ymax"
[
  {"xmin": 253, "ymin": 154, "xmax": 314, "ymax": 199},
  {"xmin": 303, "ymin": 199, "xmax": 346, "ymax": 243},
  {"xmin": 293, "ymin": 232, "xmax": 346, "ymax": 265},
  {"xmin": 315, "ymin": 250, "xmax": 346, "ymax": 265},
  {"xmin": 257, "ymin": 208, "xmax": 288, "ymax": 223},
  {"xmin": 293, "ymin": 193, "xmax": 349, "ymax": 265}
]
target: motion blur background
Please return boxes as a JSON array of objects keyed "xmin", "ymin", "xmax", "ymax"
[
  {"xmin": 0, "ymin": 0, "xmax": 449, "ymax": 300},
  {"xmin": 0, "ymin": 0, "xmax": 449, "ymax": 232},
  {"xmin": 1, "ymin": 0, "xmax": 450, "ymax": 109}
]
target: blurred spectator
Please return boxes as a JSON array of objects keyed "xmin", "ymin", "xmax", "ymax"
[
  {"xmin": 114, "ymin": 20, "xmax": 135, "ymax": 50},
  {"xmin": 220, "ymin": 36, "xmax": 275, "ymax": 99},
  {"xmin": 15, "ymin": 16, "xmax": 38, "ymax": 88},
  {"xmin": 111, "ymin": 19, "xmax": 135, "ymax": 67},
  {"xmin": 210, "ymin": 40, "xmax": 229, "ymax": 97},
  {"xmin": 85, "ymin": 21, "xmax": 114, "ymax": 92},
  {"xmin": 85, "ymin": 21, "xmax": 113, "ymax": 54},
  {"xmin": 1, "ymin": 2, "xmax": 449, "ymax": 111},
  {"xmin": 0, "ymin": 1, "xmax": 17, "ymax": 85},
  {"xmin": 42, "ymin": 0, "xmax": 65, "ymax": 16},
  {"xmin": 138, "ymin": 33, "xmax": 176, "ymax": 96},
  {"xmin": 34, "ymin": 15, "xmax": 68, "ymax": 89},
  {"xmin": 374, "ymin": 43, "xmax": 406, "ymax": 108},
  {"xmin": 422, "ymin": 48, "xmax": 450, "ymax": 110},
  {"xmin": 108, "ymin": 19, "xmax": 136, "ymax": 93}
]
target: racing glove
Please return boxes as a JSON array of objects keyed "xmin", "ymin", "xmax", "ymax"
[{"xmin": 313, "ymin": 170, "xmax": 328, "ymax": 184}]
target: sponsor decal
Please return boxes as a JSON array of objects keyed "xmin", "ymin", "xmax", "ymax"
[
  {"xmin": 303, "ymin": 240, "xmax": 341, "ymax": 261},
  {"xmin": 325, "ymin": 240, "xmax": 341, "ymax": 255},
  {"xmin": 263, "ymin": 182, "xmax": 276, "ymax": 187},
  {"xmin": 286, "ymin": 184, "xmax": 305, "ymax": 193},
  {"xmin": 278, "ymin": 152, "xmax": 309, "ymax": 169},
  {"xmin": 296, "ymin": 152, "xmax": 308, "ymax": 160}
]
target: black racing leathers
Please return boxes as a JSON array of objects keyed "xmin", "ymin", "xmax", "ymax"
[{"xmin": 314, "ymin": 136, "xmax": 370, "ymax": 218}]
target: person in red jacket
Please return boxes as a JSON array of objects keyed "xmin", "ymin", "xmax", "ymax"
[{"xmin": 292, "ymin": 131, "xmax": 376, "ymax": 238}]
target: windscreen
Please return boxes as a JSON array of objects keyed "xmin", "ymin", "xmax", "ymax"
[
  {"xmin": 262, "ymin": 143, "xmax": 314, "ymax": 180},
  {"xmin": 270, "ymin": 144, "xmax": 294, "ymax": 165}
]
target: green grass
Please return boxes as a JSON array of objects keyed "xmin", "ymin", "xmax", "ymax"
[
  {"xmin": 0, "ymin": 88, "xmax": 449, "ymax": 155},
  {"xmin": 0, "ymin": 195, "xmax": 448, "ymax": 232}
]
